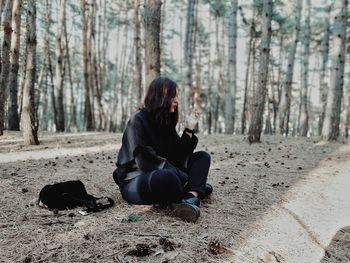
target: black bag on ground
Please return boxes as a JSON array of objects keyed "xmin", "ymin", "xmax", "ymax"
[{"xmin": 38, "ymin": 180, "xmax": 97, "ymax": 210}]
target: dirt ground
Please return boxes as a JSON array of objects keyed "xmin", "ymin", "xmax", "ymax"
[{"xmin": 0, "ymin": 131, "xmax": 348, "ymax": 262}]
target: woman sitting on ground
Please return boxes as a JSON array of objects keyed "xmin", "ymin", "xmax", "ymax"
[{"xmin": 113, "ymin": 76, "xmax": 212, "ymax": 222}]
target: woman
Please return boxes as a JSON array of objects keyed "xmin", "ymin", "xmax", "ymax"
[{"xmin": 113, "ymin": 77, "xmax": 212, "ymax": 222}]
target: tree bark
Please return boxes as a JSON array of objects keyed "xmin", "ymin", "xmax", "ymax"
[
  {"xmin": 276, "ymin": 0, "xmax": 302, "ymax": 135},
  {"xmin": 134, "ymin": 0, "xmax": 142, "ymax": 105},
  {"xmin": 225, "ymin": 0, "xmax": 237, "ymax": 134},
  {"xmin": 82, "ymin": 0, "xmax": 93, "ymax": 131},
  {"xmin": 63, "ymin": 0, "xmax": 77, "ymax": 131},
  {"xmin": 7, "ymin": 0, "xmax": 21, "ymax": 130},
  {"xmin": 184, "ymin": 0, "xmax": 195, "ymax": 114},
  {"xmin": 143, "ymin": 0, "xmax": 161, "ymax": 87},
  {"xmin": 55, "ymin": 0, "xmax": 66, "ymax": 132},
  {"xmin": 241, "ymin": 12, "xmax": 255, "ymax": 135},
  {"xmin": 21, "ymin": 0, "xmax": 38, "ymax": 145},
  {"xmin": 298, "ymin": 0, "xmax": 311, "ymax": 136},
  {"xmin": 318, "ymin": 3, "xmax": 331, "ymax": 135},
  {"xmin": 322, "ymin": 0, "xmax": 347, "ymax": 141},
  {"xmin": 0, "ymin": 0, "xmax": 13, "ymax": 135},
  {"xmin": 247, "ymin": 0, "xmax": 273, "ymax": 143}
]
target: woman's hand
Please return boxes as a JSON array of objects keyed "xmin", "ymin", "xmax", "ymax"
[{"xmin": 185, "ymin": 109, "xmax": 200, "ymax": 130}]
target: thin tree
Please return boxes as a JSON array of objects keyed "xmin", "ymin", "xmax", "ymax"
[
  {"xmin": 82, "ymin": 0, "xmax": 93, "ymax": 130},
  {"xmin": 55, "ymin": 0, "xmax": 66, "ymax": 132},
  {"xmin": 276, "ymin": 0, "xmax": 302, "ymax": 135},
  {"xmin": 7, "ymin": 0, "xmax": 21, "ymax": 130},
  {"xmin": 143, "ymin": 0, "xmax": 161, "ymax": 86},
  {"xmin": 184, "ymin": 0, "xmax": 196, "ymax": 114},
  {"xmin": 247, "ymin": 0, "xmax": 273, "ymax": 143},
  {"xmin": 318, "ymin": 3, "xmax": 331, "ymax": 135},
  {"xmin": 134, "ymin": 0, "xmax": 142, "ymax": 105},
  {"xmin": 298, "ymin": 0, "xmax": 311, "ymax": 136},
  {"xmin": 0, "ymin": 0, "xmax": 13, "ymax": 135},
  {"xmin": 322, "ymin": 0, "xmax": 347, "ymax": 141},
  {"xmin": 225, "ymin": 0, "xmax": 237, "ymax": 134},
  {"xmin": 21, "ymin": 0, "xmax": 39, "ymax": 145}
]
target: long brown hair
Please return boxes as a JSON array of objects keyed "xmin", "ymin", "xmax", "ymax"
[{"xmin": 143, "ymin": 77, "xmax": 179, "ymax": 129}]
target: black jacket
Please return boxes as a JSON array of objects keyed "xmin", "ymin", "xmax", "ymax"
[{"xmin": 114, "ymin": 108, "xmax": 198, "ymax": 186}]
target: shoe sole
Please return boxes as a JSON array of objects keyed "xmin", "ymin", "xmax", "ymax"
[{"xmin": 172, "ymin": 203, "xmax": 200, "ymax": 223}]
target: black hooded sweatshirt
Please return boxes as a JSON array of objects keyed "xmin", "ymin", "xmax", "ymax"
[{"xmin": 115, "ymin": 108, "xmax": 198, "ymax": 186}]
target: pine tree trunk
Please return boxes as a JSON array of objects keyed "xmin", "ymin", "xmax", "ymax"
[
  {"xmin": 0, "ymin": 0, "xmax": 4, "ymax": 73},
  {"xmin": 276, "ymin": 0, "xmax": 302, "ymax": 136},
  {"xmin": 55, "ymin": 0, "xmax": 66, "ymax": 132},
  {"xmin": 318, "ymin": 4, "xmax": 331, "ymax": 135},
  {"xmin": 133, "ymin": 0, "xmax": 142, "ymax": 105},
  {"xmin": 63, "ymin": 2, "xmax": 77, "ymax": 132},
  {"xmin": 298, "ymin": 0, "xmax": 310, "ymax": 136},
  {"xmin": 247, "ymin": 0, "xmax": 273, "ymax": 143},
  {"xmin": 184, "ymin": 0, "xmax": 195, "ymax": 114},
  {"xmin": 21, "ymin": 0, "xmax": 38, "ymax": 145},
  {"xmin": 82, "ymin": 0, "xmax": 93, "ymax": 131},
  {"xmin": 225, "ymin": 0, "xmax": 237, "ymax": 134},
  {"xmin": 7, "ymin": 0, "xmax": 21, "ymax": 130},
  {"xmin": 322, "ymin": 0, "xmax": 347, "ymax": 141},
  {"xmin": 241, "ymin": 14, "xmax": 255, "ymax": 135},
  {"xmin": 143, "ymin": 0, "xmax": 161, "ymax": 86},
  {"xmin": 0, "ymin": 0, "xmax": 13, "ymax": 135}
]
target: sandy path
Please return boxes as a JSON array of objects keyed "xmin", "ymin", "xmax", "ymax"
[
  {"xmin": 232, "ymin": 144, "xmax": 350, "ymax": 263},
  {"xmin": 0, "ymin": 144, "xmax": 120, "ymax": 163}
]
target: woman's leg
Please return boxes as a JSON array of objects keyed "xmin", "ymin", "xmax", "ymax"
[
  {"xmin": 121, "ymin": 168, "xmax": 185, "ymax": 205},
  {"xmin": 185, "ymin": 151, "xmax": 211, "ymax": 198}
]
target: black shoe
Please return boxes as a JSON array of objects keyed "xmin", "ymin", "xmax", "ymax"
[
  {"xmin": 182, "ymin": 193, "xmax": 200, "ymax": 206},
  {"xmin": 204, "ymin": 183, "xmax": 213, "ymax": 197},
  {"xmin": 172, "ymin": 203, "xmax": 200, "ymax": 223}
]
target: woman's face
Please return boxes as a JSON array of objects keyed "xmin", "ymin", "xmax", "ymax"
[{"xmin": 170, "ymin": 96, "xmax": 178, "ymax": 112}]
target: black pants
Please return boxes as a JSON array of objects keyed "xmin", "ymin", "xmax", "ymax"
[{"xmin": 121, "ymin": 151, "xmax": 211, "ymax": 205}]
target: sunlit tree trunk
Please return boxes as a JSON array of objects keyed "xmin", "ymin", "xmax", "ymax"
[
  {"xmin": 21, "ymin": 0, "xmax": 38, "ymax": 145},
  {"xmin": 247, "ymin": 0, "xmax": 273, "ymax": 143},
  {"xmin": 276, "ymin": 0, "xmax": 302, "ymax": 135},
  {"xmin": 0, "ymin": 0, "xmax": 13, "ymax": 135},
  {"xmin": 143, "ymin": 0, "xmax": 161, "ymax": 86},
  {"xmin": 7, "ymin": 0, "xmax": 21, "ymax": 130},
  {"xmin": 225, "ymin": 0, "xmax": 237, "ymax": 134},
  {"xmin": 318, "ymin": 4, "xmax": 331, "ymax": 135},
  {"xmin": 298, "ymin": 0, "xmax": 311, "ymax": 136},
  {"xmin": 322, "ymin": 0, "xmax": 347, "ymax": 141}
]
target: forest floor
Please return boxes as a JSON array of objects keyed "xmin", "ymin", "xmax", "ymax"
[{"xmin": 0, "ymin": 131, "xmax": 349, "ymax": 263}]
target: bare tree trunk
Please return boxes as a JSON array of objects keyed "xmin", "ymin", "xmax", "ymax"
[
  {"xmin": 298, "ymin": 0, "xmax": 311, "ymax": 136},
  {"xmin": 7, "ymin": 0, "xmax": 21, "ymax": 130},
  {"xmin": 276, "ymin": 0, "xmax": 302, "ymax": 136},
  {"xmin": 241, "ymin": 13, "xmax": 255, "ymax": 135},
  {"xmin": 21, "ymin": 0, "xmax": 38, "ymax": 145},
  {"xmin": 0, "ymin": 0, "xmax": 13, "ymax": 135},
  {"xmin": 133, "ymin": 0, "xmax": 142, "ymax": 105},
  {"xmin": 143, "ymin": 0, "xmax": 161, "ymax": 87},
  {"xmin": 322, "ymin": 0, "xmax": 347, "ymax": 141},
  {"xmin": 247, "ymin": 0, "xmax": 273, "ymax": 143},
  {"xmin": 225, "ymin": 0, "xmax": 237, "ymax": 134},
  {"xmin": 82, "ymin": 0, "xmax": 93, "ymax": 131},
  {"xmin": 318, "ymin": 4, "xmax": 331, "ymax": 135},
  {"xmin": 63, "ymin": 1, "xmax": 76, "ymax": 132},
  {"xmin": 184, "ymin": 0, "xmax": 195, "ymax": 114},
  {"xmin": 55, "ymin": 0, "xmax": 66, "ymax": 132}
]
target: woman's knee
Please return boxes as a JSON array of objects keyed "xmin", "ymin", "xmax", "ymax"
[{"xmin": 193, "ymin": 151, "xmax": 211, "ymax": 164}]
